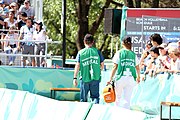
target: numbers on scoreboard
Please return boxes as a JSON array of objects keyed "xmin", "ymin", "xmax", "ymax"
[{"xmin": 173, "ymin": 26, "xmax": 180, "ymax": 31}]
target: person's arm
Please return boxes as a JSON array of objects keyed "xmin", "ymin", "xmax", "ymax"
[
  {"xmin": 4, "ymin": 35, "xmax": 9, "ymax": 47},
  {"xmin": 109, "ymin": 63, "xmax": 118, "ymax": 83},
  {"xmin": 136, "ymin": 65, "xmax": 140, "ymax": 83},
  {"xmin": 15, "ymin": 21, "xmax": 18, "ymax": 28},
  {"xmin": 17, "ymin": 32, "xmax": 23, "ymax": 50},
  {"xmin": 73, "ymin": 62, "xmax": 80, "ymax": 87},
  {"xmin": 0, "ymin": 20, "xmax": 5, "ymax": 26},
  {"xmin": 4, "ymin": 21, "xmax": 8, "ymax": 29},
  {"xmin": 108, "ymin": 51, "xmax": 119, "ymax": 83},
  {"xmin": 97, "ymin": 50, "xmax": 104, "ymax": 70},
  {"xmin": 147, "ymin": 57, "xmax": 154, "ymax": 69},
  {"xmin": 101, "ymin": 62, "xmax": 104, "ymax": 71}
]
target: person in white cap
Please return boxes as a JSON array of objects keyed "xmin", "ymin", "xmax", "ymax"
[
  {"xmin": 168, "ymin": 48, "xmax": 180, "ymax": 73},
  {"xmin": 33, "ymin": 20, "xmax": 46, "ymax": 67},
  {"xmin": 9, "ymin": 2, "xmax": 18, "ymax": 18},
  {"xmin": 108, "ymin": 36, "xmax": 140, "ymax": 109},
  {"xmin": 158, "ymin": 43, "xmax": 171, "ymax": 71}
]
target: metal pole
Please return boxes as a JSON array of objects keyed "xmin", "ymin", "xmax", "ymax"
[
  {"xmin": 62, "ymin": 0, "xmax": 66, "ymax": 67},
  {"xmin": 45, "ymin": 39, "xmax": 48, "ymax": 67},
  {"xmin": 110, "ymin": 36, "xmax": 113, "ymax": 58}
]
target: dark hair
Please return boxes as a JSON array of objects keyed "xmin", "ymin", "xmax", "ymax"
[
  {"xmin": 146, "ymin": 40, "xmax": 153, "ymax": 47},
  {"xmin": 149, "ymin": 46, "xmax": 160, "ymax": 55},
  {"xmin": 25, "ymin": 17, "xmax": 33, "ymax": 23},
  {"xmin": 24, "ymin": 0, "xmax": 30, "ymax": 4},
  {"xmin": 21, "ymin": 12, "xmax": 27, "ymax": 17},
  {"xmin": 36, "ymin": 22, "xmax": 43, "ymax": 32},
  {"xmin": 150, "ymin": 33, "xmax": 163, "ymax": 45},
  {"xmin": 84, "ymin": 34, "xmax": 94, "ymax": 45},
  {"xmin": 9, "ymin": 11, "xmax": 15, "ymax": 15},
  {"xmin": 122, "ymin": 37, "xmax": 132, "ymax": 50},
  {"xmin": 39, "ymin": 25, "xmax": 43, "ymax": 32}
]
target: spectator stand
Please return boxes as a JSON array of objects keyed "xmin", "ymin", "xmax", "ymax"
[{"xmin": 0, "ymin": 28, "xmax": 61, "ymax": 67}]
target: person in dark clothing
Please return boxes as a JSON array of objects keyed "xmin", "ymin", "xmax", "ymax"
[{"xmin": 17, "ymin": 12, "xmax": 27, "ymax": 30}]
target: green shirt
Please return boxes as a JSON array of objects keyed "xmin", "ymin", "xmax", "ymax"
[
  {"xmin": 79, "ymin": 47, "xmax": 101, "ymax": 82},
  {"xmin": 115, "ymin": 48, "xmax": 137, "ymax": 81}
]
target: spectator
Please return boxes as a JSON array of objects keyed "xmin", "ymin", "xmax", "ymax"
[
  {"xmin": 0, "ymin": 1, "xmax": 4, "ymax": 8},
  {"xmin": 139, "ymin": 40, "xmax": 152, "ymax": 72},
  {"xmin": 2, "ymin": 6, "xmax": 9, "ymax": 19},
  {"xmin": 150, "ymin": 33, "xmax": 163, "ymax": 47},
  {"xmin": 0, "ymin": 7, "xmax": 5, "ymax": 50},
  {"xmin": 0, "ymin": 7, "xmax": 4, "ymax": 25},
  {"xmin": 167, "ymin": 42, "xmax": 178, "ymax": 50},
  {"xmin": 108, "ymin": 37, "xmax": 140, "ymax": 109},
  {"xmin": 17, "ymin": 11, "xmax": 26, "ymax": 29},
  {"xmin": 144, "ymin": 46, "xmax": 160, "ymax": 77},
  {"xmin": 4, "ymin": 26, "xmax": 18, "ymax": 65},
  {"xmin": 145, "ymin": 40, "xmax": 153, "ymax": 51},
  {"xmin": 18, "ymin": 17, "xmax": 35, "ymax": 67},
  {"xmin": 158, "ymin": 43, "xmax": 171, "ymax": 70},
  {"xmin": 18, "ymin": 0, "xmax": 34, "ymax": 20},
  {"xmin": 33, "ymin": 20, "xmax": 46, "ymax": 67},
  {"xmin": 1, "ymin": 5, "xmax": 10, "ymax": 42},
  {"xmin": 4, "ymin": 9, "xmax": 18, "ymax": 29},
  {"xmin": 2, "ymin": 0, "xmax": 17, "ymax": 5},
  {"xmin": 9, "ymin": 2, "xmax": 18, "ymax": 18},
  {"xmin": 168, "ymin": 48, "xmax": 180, "ymax": 73}
]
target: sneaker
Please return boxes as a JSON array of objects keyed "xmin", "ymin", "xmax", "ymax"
[{"xmin": 9, "ymin": 61, "xmax": 14, "ymax": 66}]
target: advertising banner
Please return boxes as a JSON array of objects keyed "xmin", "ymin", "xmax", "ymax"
[{"xmin": 126, "ymin": 9, "xmax": 180, "ymax": 57}]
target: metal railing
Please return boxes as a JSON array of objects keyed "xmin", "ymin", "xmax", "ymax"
[{"xmin": 0, "ymin": 34, "xmax": 61, "ymax": 67}]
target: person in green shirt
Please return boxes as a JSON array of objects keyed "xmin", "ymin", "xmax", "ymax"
[
  {"xmin": 73, "ymin": 34, "xmax": 104, "ymax": 104},
  {"xmin": 108, "ymin": 36, "xmax": 140, "ymax": 109}
]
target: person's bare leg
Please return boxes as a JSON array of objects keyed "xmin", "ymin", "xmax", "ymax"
[
  {"xmin": 32, "ymin": 59, "xmax": 35, "ymax": 67},
  {"xmin": 22, "ymin": 59, "xmax": 26, "ymax": 67}
]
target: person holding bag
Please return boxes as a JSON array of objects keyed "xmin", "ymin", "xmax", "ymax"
[{"xmin": 108, "ymin": 36, "xmax": 140, "ymax": 109}]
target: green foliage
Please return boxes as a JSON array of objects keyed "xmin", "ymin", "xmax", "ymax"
[
  {"xmin": 43, "ymin": 0, "xmax": 62, "ymax": 56},
  {"xmin": 43, "ymin": 0, "xmax": 180, "ymax": 59},
  {"xmin": 43, "ymin": 0, "xmax": 78, "ymax": 58},
  {"xmin": 43, "ymin": 0, "xmax": 118, "ymax": 59}
]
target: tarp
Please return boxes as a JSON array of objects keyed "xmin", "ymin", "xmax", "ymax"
[
  {"xmin": 131, "ymin": 73, "xmax": 180, "ymax": 119},
  {"xmin": 0, "ymin": 67, "xmax": 180, "ymax": 119},
  {"xmin": 0, "ymin": 88, "xmax": 92, "ymax": 120}
]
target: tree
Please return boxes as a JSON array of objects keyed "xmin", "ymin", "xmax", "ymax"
[
  {"xmin": 125, "ymin": 0, "xmax": 135, "ymax": 7},
  {"xmin": 76, "ymin": 0, "xmax": 112, "ymax": 50},
  {"xmin": 135, "ymin": 0, "xmax": 141, "ymax": 8},
  {"xmin": 43, "ymin": 0, "xmax": 180, "ymax": 59},
  {"xmin": 43, "ymin": 0, "xmax": 123, "ymax": 58},
  {"xmin": 152, "ymin": 0, "xmax": 159, "ymax": 8}
]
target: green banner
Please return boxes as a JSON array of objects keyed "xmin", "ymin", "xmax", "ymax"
[{"xmin": 0, "ymin": 67, "xmax": 79, "ymax": 100}]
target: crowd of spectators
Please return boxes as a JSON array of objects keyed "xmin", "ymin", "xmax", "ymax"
[
  {"xmin": 140, "ymin": 33, "xmax": 180, "ymax": 79},
  {"xmin": 0, "ymin": 0, "xmax": 46, "ymax": 67}
]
